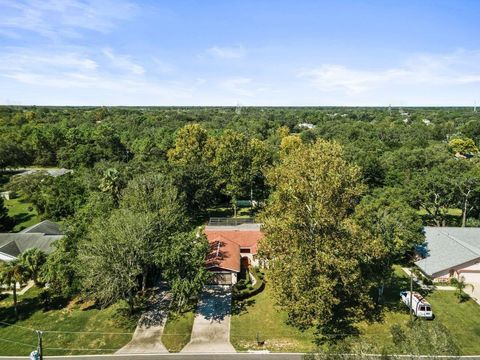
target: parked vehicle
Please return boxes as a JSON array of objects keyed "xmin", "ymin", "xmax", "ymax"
[{"xmin": 400, "ymin": 291, "xmax": 434, "ymax": 319}]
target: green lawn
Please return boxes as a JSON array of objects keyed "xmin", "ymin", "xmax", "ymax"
[
  {"xmin": 230, "ymin": 283, "xmax": 316, "ymax": 352},
  {"xmin": 4, "ymin": 197, "xmax": 41, "ymax": 232},
  {"xmin": 231, "ymin": 267, "xmax": 480, "ymax": 354},
  {"xmin": 0, "ymin": 287, "xmax": 135, "ymax": 356},
  {"xmin": 161, "ymin": 311, "xmax": 195, "ymax": 352}
]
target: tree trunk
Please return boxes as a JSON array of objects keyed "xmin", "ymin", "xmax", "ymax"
[
  {"xmin": 127, "ymin": 290, "xmax": 134, "ymax": 315},
  {"xmin": 142, "ymin": 271, "xmax": 148, "ymax": 292},
  {"xmin": 13, "ymin": 283, "xmax": 18, "ymax": 321},
  {"xmin": 462, "ymin": 198, "xmax": 468, "ymax": 227},
  {"xmin": 233, "ymin": 203, "xmax": 237, "ymax": 218}
]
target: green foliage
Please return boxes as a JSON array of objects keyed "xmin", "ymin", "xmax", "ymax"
[
  {"xmin": 0, "ymin": 259, "xmax": 29, "ymax": 320},
  {"xmin": 260, "ymin": 139, "xmax": 385, "ymax": 341},
  {"xmin": 448, "ymin": 137, "xmax": 478, "ymax": 154},
  {"xmin": 233, "ymin": 267, "xmax": 266, "ymax": 300},
  {"xmin": 0, "ymin": 196, "xmax": 14, "ymax": 231},
  {"xmin": 389, "ymin": 321, "xmax": 459, "ymax": 356},
  {"xmin": 19, "ymin": 248, "xmax": 47, "ymax": 286}
]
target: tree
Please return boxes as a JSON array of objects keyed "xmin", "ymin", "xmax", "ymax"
[
  {"xmin": 212, "ymin": 130, "xmax": 252, "ymax": 217},
  {"xmin": 259, "ymin": 139, "xmax": 385, "ymax": 340},
  {"xmin": 451, "ymin": 161, "xmax": 480, "ymax": 227},
  {"xmin": 450, "ymin": 277, "xmax": 475, "ymax": 302},
  {"xmin": 167, "ymin": 124, "xmax": 217, "ymax": 214},
  {"xmin": 0, "ymin": 197, "xmax": 14, "ymax": 232},
  {"xmin": 167, "ymin": 123, "xmax": 209, "ymax": 164},
  {"xmin": 0, "ymin": 260, "xmax": 29, "ymax": 320},
  {"xmin": 79, "ymin": 209, "xmax": 154, "ymax": 313},
  {"xmin": 120, "ymin": 173, "xmax": 187, "ymax": 291},
  {"xmin": 448, "ymin": 137, "xmax": 478, "ymax": 154},
  {"xmin": 160, "ymin": 231, "xmax": 209, "ymax": 311},
  {"xmin": 20, "ymin": 248, "xmax": 47, "ymax": 286},
  {"xmin": 99, "ymin": 168, "xmax": 124, "ymax": 206},
  {"xmin": 408, "ymin": 165, "xmax": 457, "ymax": 227},
  {"xmin": 354, "ymin": 187, "xmax": 424, "ymax": 301},
  {"xmin": 279, "ymin": 135, "xmax": 302, "ymax": 158},
  {"xmin": 390, "ymin": 322, "xmax": 459, "ymax": 356}
]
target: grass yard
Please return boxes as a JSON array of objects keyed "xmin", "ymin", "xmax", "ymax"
[
  {"xmin": 161, "ymin": 311, "xmax": 195, "ymax": 352},
  {"xmin": 0, "ymin": 287, "xmax": 135, "ymax": 356},
  {"xmin": 230, "ymin": 283, "xmax": 316, "ymax": 352},
  {"xmin": 4, "ymin": 197, "xmax": 41, "ymax": 232},
  {"xmin": 231, "ymin": 266, "xmax": 480, "ymax": 354},
  {"xmin": 428, "ymin": 290, "xmax": 480, "ymax": 354}
]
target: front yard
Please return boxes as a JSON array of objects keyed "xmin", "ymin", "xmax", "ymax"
[
  {"xmin": 0, "ymin": 287, "xmax": 134, "ymax": 356},
  {"xmin": 230, "ymin": 266, "xmax": 480, "ymax": 354},
  {"xmin": 161, "ymin": 311, "xmax": 195, "ymax": 352}
]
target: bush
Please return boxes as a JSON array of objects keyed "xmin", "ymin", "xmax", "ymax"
[{"xmin": 233, "ymin": 267, "xmax": 265, "ymax": 300}]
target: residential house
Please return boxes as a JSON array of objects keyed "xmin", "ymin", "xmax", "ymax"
[
  {"xmin": 205, "ymin": 221, "xmax": 263, "ymax": 285},
  {"xmin": 415, "ymin": 227, "xmax": 480, "ymax": 285},
  {"xmin": 0, "ymin": 220, "xmax": 63, "ymax": 261}
]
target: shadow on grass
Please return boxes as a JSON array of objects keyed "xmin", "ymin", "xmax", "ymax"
[
  {"xmin": 232, "ymin": 298, "xmax": 256, "ymax": 316},
  {"xmin": 13, "ymin": 212, "xmax": 35, "ymax": 225},
  {"xmin": 0, "ymin": 291, "xmax": 69, "ymax": 327}
]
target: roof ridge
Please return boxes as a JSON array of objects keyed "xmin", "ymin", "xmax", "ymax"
[
  {"xmin": 439, "ymin": 230, "xmax": 480, "ymax": 257},
  {"xmin": 20, "ymin": 219, "xmax": 50, "ymax": 233}
]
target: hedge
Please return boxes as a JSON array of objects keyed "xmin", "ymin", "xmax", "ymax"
[{"xmin": 233, "ymin": 267, "xmax": 265, "ymax": 300}]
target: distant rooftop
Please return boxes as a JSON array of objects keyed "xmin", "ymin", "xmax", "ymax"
[{"xmin": 15, "ymin": 168, "xmax": 73, "ymax": 178}]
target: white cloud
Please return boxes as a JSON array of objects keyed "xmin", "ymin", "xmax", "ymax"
[
  {"xmin": 103, "ymin": 48, "xmax": 145, "ymax": 75},
  {"xmin": 300, "ymin": 50, "xmax": 480, "ymax": 94},
  {"xmin": 0, "ymin": 46, "xmax": 192, "ymax": 105},
  {"xmin": 206, "ymin": 45, "xmax": 246, "ymax": 59},
  {"xmin": 0, "ymin": 0, "xmax": 136, "ymax": 38}
]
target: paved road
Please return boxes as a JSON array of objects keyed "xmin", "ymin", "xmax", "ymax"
[
  {"xmin": 3, "ymin": 354, "xmax": 479, "ymax": 360},
  {"xmin": 116, "ymin": 290, "xmax": 170, "ymax": 354},
  {"xmin": 0, "ymin": 355, "xmax": 304, "ymax": 360},
  {"xmin": 181, "ymin": 285, "xmax": 236, "ymax": 353}
]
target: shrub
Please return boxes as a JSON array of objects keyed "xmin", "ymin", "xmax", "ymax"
[{"xmin": 233, "ymin": 267, "xmax": 265, "ymax": 300}]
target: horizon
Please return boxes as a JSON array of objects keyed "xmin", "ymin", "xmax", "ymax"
[{"xmin": 1, "ymin": 0, "xmax": 479, "ymax": 106}]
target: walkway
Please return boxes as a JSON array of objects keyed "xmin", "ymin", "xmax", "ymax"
[
  {"xmin": 116, "ymin": 289, "xmax": 171, "ymax": 354},
  {"xmin": 181, "ymin": 285, "xmax": 236, "ymax": 353}
]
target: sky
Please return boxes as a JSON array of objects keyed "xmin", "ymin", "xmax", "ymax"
[{"xmin": 0, "ymin": 0, "xmax": 479, "ymax": 106}]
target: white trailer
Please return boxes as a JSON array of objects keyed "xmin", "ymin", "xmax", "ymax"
[{"xmin": 400, "ymin": 291, "xmax": 433, "ymax": 319}]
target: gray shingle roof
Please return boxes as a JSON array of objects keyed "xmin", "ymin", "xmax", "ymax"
[
  {"xmin": 0, "ymin": 220, "xmax": 64, "ymax": 259},
  {"xmin": 20, "ymin": 220, "xmax": 62, "ymax": 235},
  {"xmin": 415, "ymin": 227, "xmax": 480, "ymax": 276}
]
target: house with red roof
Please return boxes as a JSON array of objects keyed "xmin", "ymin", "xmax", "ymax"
[{"xmin": 204, "ymin": 221, "xmax": 263, "ymax": 285}]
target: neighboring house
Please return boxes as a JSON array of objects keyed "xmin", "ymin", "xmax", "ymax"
[
  {"xmin": 0, "ymin": 220, "xmax": 63, "ymax": 261},
  {"xmin": 15, "ymin": 168, "xmax": 73, "ymax": 178},
  {"xmin": 0, "ymin": 191, "xmax": 16, "ymax": 200},
  {"xmin": 415, "ymin": 227, "xmax": 480, "ymax": 284},
  {"xmin": 297, "ymin": 123, "xmax": 315, "ymax": 130},
  {"xmin": 205, "ymin": 221, "xmax": 263, "ymax": 285}
]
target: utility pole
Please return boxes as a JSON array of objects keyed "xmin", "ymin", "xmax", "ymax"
[
  {"xmin": 36, "ymin": 330, "xmax": 43, "ymax": 360},
  {"xmin": 409, "ymin": 270, "xmax": 414, "ymax": 325}
]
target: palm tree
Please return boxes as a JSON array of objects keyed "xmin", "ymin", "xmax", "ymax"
[
  {"xmin": 99, "ymin": 168, "xmax": 123, "ymax": 205},
  {"xmin": 20, "ymin": 248, "xmax": 47, "ymax": 286},
  {"xmin": 451, "ymin": 277, "xmax": 475, "ymax": 302},
  {"xmin": 0, "ymin": 260, "xmax": 29, "ymax": 321}
]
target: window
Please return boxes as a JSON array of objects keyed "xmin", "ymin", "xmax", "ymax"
[{"xmin": 240, "ymin": 248, "xmax": 251, "ymax": 253}]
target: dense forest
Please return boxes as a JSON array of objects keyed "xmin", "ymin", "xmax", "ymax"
[{"xmin": 1, "ymin": 106, "xmax": 480, "ymax": 341}]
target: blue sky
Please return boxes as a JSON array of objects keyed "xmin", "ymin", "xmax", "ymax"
[{"xmin": 0, "ymin": 0, "xmax": 479, "ymax": 106}]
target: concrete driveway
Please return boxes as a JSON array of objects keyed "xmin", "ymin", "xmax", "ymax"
[
  {"xmin": 181, "ymin": 285, "xmax": 236, "ymax": 353},
  {"xmin": 117, "ymin": 290, "xmax": 170, "ymax": 354}
]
